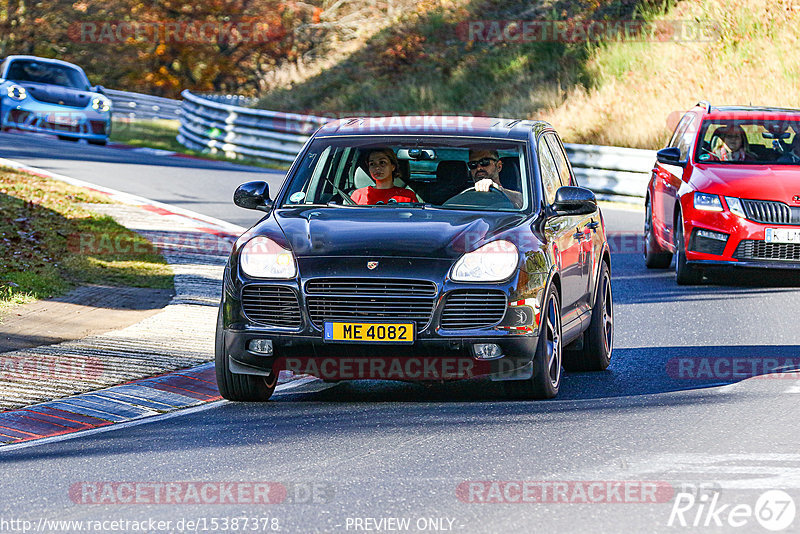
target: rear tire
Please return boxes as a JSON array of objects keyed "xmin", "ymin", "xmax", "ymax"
[
  {"xmin": 563, "ymin": 261, "xmax": 613, "ymax": 372},
  {"xmin": 675, "ymin": 211, "xmax": 703, "ymax": 285},
  {"xmin": 215, "ymin": 307, "xmax": 277, "ymax": 401},
  {"xmin": 644, "ymin": 197, "xmax": 673, "ymax": 268},
  {"xmin": 504, "ymin": 285, "xmax": 562, "ymax": 399}
]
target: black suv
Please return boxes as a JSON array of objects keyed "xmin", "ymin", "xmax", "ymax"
[{"xmin": 217, "ymin": 116, "xmax": 614, "ymax": 400}]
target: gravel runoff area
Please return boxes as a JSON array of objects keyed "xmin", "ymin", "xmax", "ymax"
[{"xmin": 0, "ymin": 199, "xmax": 241, "ymax": 411}]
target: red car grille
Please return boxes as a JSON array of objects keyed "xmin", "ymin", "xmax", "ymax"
[{"xmin": 735, "ymin": 240, "xmax": 800, "ymax": 262}]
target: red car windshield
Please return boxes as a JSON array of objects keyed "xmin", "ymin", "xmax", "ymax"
[{"xmin": 695, "ymin": 119, "xmax": 800, "ymax": 165}]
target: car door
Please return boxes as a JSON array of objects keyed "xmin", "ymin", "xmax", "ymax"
[
  {"xmin": 655, "ymin": 113, "xmax": 695, "ymax": 246},
  {"xmin": 538, "ymin": 135, "xmax": 583, "ymax": 323},
  {"xmin": 546, "ymin": 133, "xmax": 596, "ymax": 316}
]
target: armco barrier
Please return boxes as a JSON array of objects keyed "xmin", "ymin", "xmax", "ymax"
[
  {"xmin": 564, "ymin": 143, "xmax": 654, "ymax": 200},
  {"xmin": 177, "ymin": 90, "xmax": 327, "ymax": 162},
  {"xmin": 176, "ymin": 91, "xmax": 653, "ymax": 199},
  {"xmin": 105, "ymin": 89, "xmax": 182, "ymax": 121}
]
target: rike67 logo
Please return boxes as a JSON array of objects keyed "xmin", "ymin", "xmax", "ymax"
[{"xmin": 668, "ymin": 489, "xmax": 796, "ymax": 531}]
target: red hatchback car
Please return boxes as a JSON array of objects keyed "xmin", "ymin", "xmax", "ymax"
[{"xmin": 644, "ymin": 102, "xmax": 800, "ymax": 284}]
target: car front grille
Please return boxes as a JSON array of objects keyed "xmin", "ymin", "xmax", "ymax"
[
  {"xmin": 89, "ymin": 120, "xmax": 106, "ymax": 135},
  {"xmin": 689, "ymin": 230, "xmax": 727, "ymax": 256},
  {"xmin": 440, "ymin": 290, "xmax": 507, "ymax": 330},
  {"xmin": 734, "ymin": 240, "xmax": 800, "ymax": 262},
  {"xmin": 241, "ymin": 285, "xmax": 302, "ymax": 328},
  {"xmin": 8, "ymin": 109, "xmax": 32, "ymax": 126},
  {"xmin": 305, "ymin": 278, "xmax": 436, "ymax": 330},
  {"xmin": 742, "ymin": 199, "xmax": 799, "ymax": 225}
]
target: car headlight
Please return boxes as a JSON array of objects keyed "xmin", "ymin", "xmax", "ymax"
[
  {"xmin": 239, "ymin": 236, "xmax": 296, "ymax": 279},
  {"xmin": 6, "ymin": 84, "xmax": 26, "ymax": 101},
  {"xmin": 694, "ymin": 192, "xmax": 723, "ymax": 211},
  {"xmin": 91, "ymin": 96, "xmax": 111, "ymax": 113},
  {"xmin": 724, "ymin": 196, "xmax": 747, "ymax": 218},
  {"xmin": 451, "ymin": 240, "xmax": 519, "ymax": 282}
]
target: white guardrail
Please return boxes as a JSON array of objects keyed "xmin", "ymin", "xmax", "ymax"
[
  {"xmin": 174, "ymin": 90, "xmax": 653, "ymax": 200},
  {"xmin": 106, "ymin": 88, "xmax": 182, "ymax": 120}
]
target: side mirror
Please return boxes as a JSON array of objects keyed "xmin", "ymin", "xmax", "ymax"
[
  {"xmin": 92, "ymin": 85, "xmax": 106, "ymax": 95},
  {"xmin": 552, "ymin": 186, "xmax": 597, "ymax": 216},
  {"xmin": 656, "ymin": 147, "xmax": 685, "ymax": 167},
  {"xmin": 234, "ymin": 181, "xmax": 272, "ymax": 212}
]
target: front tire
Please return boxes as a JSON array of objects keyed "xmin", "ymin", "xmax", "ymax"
[
  {"xmin": 505, "ymin": 285, "xmax": 562, "ymax": 399},
  {"xmin": 564, "ymin": 261, "xmax": 613, "ymax": 371},
  {"xmin": 215, "ymin": 307, "xmax": 277, "ymax": 401},
  {"xmin": 644, "ymin": 197, "xmax": 673, "ymax": 268},
  {"xmin": 675, "ymin": 211, "xmax": 703, "ymax": 285}
]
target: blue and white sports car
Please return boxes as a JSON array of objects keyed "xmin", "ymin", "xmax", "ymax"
[{"xmin": 0, "ymin": 55, "xmax": 112, "ymax": 145}]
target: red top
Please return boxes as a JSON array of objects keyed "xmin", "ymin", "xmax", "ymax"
[{"xmin": 350, "ymin": 186, "xmax": 418, "ymax": 205}]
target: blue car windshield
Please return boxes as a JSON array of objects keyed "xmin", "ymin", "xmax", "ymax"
[
  {"xmin": 281, "ymin": 136, "xmax": 532, "ymax": 212},
  {"xmin": 5, "ymin": 60, "xmax": 89, "ymax": 90}
]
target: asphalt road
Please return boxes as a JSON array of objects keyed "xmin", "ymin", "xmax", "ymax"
[
  {"xmin": 2, "ymin": 133, "xmax": 800, "ymax": 533},
  {"xmin": 0, "ymin": 131, "xmax": 280, "ymax": 228}
]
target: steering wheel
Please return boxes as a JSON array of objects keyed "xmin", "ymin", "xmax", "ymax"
[{"xmin": 444, "ymin": 185, "xmax": 516, "ymax": 209}]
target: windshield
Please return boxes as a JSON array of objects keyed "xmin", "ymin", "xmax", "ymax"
[
  {"xmin": 695, "ymin": 119, "xmax": 800, "ymax": 164},
  {"xmin": 281, "ymin": 137, "xmax": 531, "ymax": 212},
  {"xmin": 5, "ymin": 59, "xmax": 89, "ymax": 90}
]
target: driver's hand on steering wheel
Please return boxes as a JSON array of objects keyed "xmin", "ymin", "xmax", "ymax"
[{"xmin": 474, "ymin": 178, "xmax": 499, "ymax": 192}]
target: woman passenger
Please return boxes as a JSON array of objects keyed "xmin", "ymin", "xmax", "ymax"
[{"xmin": 350, "ymin": 148, "xmax": 418, "ymax": 205}]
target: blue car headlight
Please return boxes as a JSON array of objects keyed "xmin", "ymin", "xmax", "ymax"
[
  {"xmin": 6, "ymin": 85, "xmax": 27, "ymax": 101},
  {"xmin": 91, "ymin": 96, "xmax": 111, "ymax": 113}
]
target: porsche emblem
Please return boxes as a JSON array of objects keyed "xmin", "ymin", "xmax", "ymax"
[
  {"xmin": 58, "ymin": 100, "xmax": 64, "ymax": 105},
  {"xmin": 367, "ymin": 261, "xmax": 379, "ymax": 270}
]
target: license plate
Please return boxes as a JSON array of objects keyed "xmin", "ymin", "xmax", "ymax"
[
  {"xmin": 49, "ymin": 114, "xmax": 78, "ymax": 126},
  {"xmin": 324, "ymin": 322, "xmax": 414, "ymax": 343},
  {"xmin": 765, "ymin": 228, "xmax": 800, "ymax": 243}
]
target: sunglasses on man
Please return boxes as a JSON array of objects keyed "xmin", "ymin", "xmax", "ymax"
[{"xmin": 467, "ymin": 157, "xmax": 498, "ymax": 170}]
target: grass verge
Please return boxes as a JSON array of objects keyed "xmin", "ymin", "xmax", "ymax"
[
  {"xmin": 0, "ymin": 167, "xmax": 173, "ymax": 313},
  {"xmin": 110, "ymin": 118, "xmax": 289, "ymax": 170}
]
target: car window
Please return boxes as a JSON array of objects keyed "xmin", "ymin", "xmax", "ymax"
[
  {"xmin": 538, "ymin": 137, "xmax": 561, "ymax": 205},
  {"xmin": 668, "ymin": 113, "xmax": 692, "ymax": 149},
  {"xmin": 676, "ymin": 115, "xmax": 697, "ymax": 160},
  {"xmin": 544, "ymin": 133, "xmax": 576, "ymax": 187},
  {"xmin": 281, "ymin": 137, "xmax": 530, "ymax": 212},
  {"xmin": 5, "ymin": 59, "xmax": 89, "ymax": 90},
  {"xmin": 694, "ymin": 119, "xmax": 800, "ymax": 164}
]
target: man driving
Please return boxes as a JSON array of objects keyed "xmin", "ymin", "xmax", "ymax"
[{"xmin": 468, "ymin": 149, "xmax": 523, "ymax": 208}]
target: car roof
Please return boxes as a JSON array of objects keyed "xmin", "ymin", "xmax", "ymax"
[
  {"xmin": 2, "ymin": 55, "xmax": 87, "ymax": 72},
  {"xmin": 314, "ymin": 116, "xmax": 551, "ymax": 140},
  {"xmin": 692, "ymin": 102, "xmax": 800, "ymax": 119}
]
